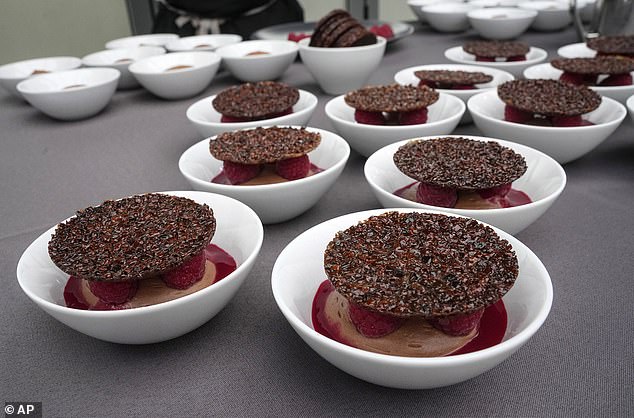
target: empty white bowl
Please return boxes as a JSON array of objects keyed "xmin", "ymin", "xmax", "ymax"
[
  {"xmin": 271, "ymin": 208, "xmax": 553, "ymax": 389},
  {"xmin": 105, "ymin": 33, "xmax": 179, "ymax": 49},
  {"xmin": 17, "ymin": 68, "xmax": 119, "ymax": 121},
  {"xmin": 423, "ymin": 3, "xmax": 480, "ymax": 32},
  {"xmin": 129, "ymin": 51, "xmax": 221, "ymax": 99},
  {"xmin": 0, "ymin": 56, "xmax": 81, "ymax": 98},
  {"xmin": 468, "ymin": 89, "xmax": 626, "ymax": 163},
  {"xmin": 468, "ymin": 7, "xmax": 537, "ymax": 40},
  {"xmin": 186, "ymin": 89, "xmax": 317, "ymax": 138},
  {"xmin": 165, "ymin": 34, "xmax": 243, "ymax": 52},
  {"xmin": 445, "ymin": 45, "xmax": 547, "ymax": 78},
  {"xmin": 557, "ymin": 42, "xmax": 597, "ymax": 59},
  {"xmin": 524, "ymin": 63, "xmax": 634, "ymax": 104},
  {"xmin": 365, "ymin": 135, "xmax": 566, "ymax": 235},
  {"xmin": 16, "ymin": 191, "xmax": 263, "ymax": 344},
  {"xmin": 518, "ymin": 1, "xmax": 572, "ymax": 31},
  {"xmin": 298, "ymin": 37, "xmax": 387, "ymax": 95},
  {"xmin": 82, "ymin": 46, "xmax": 165, "ymax": 89},
  {"xmin": 215, "ymin": 40, "xmax": 298, "ymax": 82},
  {"xmin": 325, "ymin": 93, "xmax": 465, "ymax": 157},
  {"xmin": 178, "ymin": 126, "xmax": 350, "ymax": 224}
]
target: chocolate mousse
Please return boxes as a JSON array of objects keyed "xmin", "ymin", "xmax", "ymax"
[
  {"xmin": 212, "ymin": 81, "xmax": 299, "ymax": 123},
  {"xmin": 309, "ymin": 9, "xmax": 377, "ymax": 47},
  {"xmin": 551, "ymin": 57, "xmax": 634, "ymax": 86},
  {"xmin": 414, "ymin": 69, "xmax": 493, "ymax": 90},
  {"xmin": 463, "ymin": 40, "xmax": 530, "ymax": 62}
]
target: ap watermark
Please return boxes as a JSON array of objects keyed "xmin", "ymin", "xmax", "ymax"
[{"xmin": 4, "ymin": 402, "xmax": 42, "ymax": 418}]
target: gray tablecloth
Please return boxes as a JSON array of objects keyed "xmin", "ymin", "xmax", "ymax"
[{"xmin": 1, "ymin": 24, "xmax": 632, "ymax": 417}]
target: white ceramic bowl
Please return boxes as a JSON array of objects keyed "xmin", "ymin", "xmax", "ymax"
[
  {"xmin": 365, "ymin": 135, "xmax": 566, "ymax": 235},
  {"xmin": 129, "ymin": 51, "xmax": 221, "ymax": 99},
  {"xmin": 325, "ymin": 93, "xmax": 465, "ymax": 157},
  {"xmin": 165, "ymin": 34, "xmax": 243, "ymax": 52},
  {"xmin": 627, "ymin": 95, "xmax": 634, "ymax": 123},
  {"xmin": 394, "ymin": 63, "xmax": 514, "ymax": 123},
  {"xmin": 215, "ymin": 40, "xmax": 298, "ymax": 82},
  {"xmin": 105, "ymin": 33, "xmax": 179, "ymax": 49},
  {"xmin": 271, "ymin": 208, "xmax": 553, "ymax": 389},
  {"xmin": 186, "ymin": 89, "xmax": 317, "ymax": 138},
  {"xmin": 178, "ymin": 126, "xmax": 350, "ymax": 224},
  {"xmin": 81, "ymin": 46, "xmax": 165, "ymax": 90},
  {"xmin": 445, "ymin": 45, "xmax": 548, "ymax": 78},
  {"xmin": 468, "ymin": 89, "xmax": 626, "ymax": 163},
  {"xmin": 518, "ymin": 1, "xmax": 572, "ymax": 31},
  {"xmin": 16, "ymin": 191, "xmax": 263, "ymax": 344},
  {"xmin": 298, "ymin": 37, "xmax": 387, "ymax": 95},
  {"xmin": 468, "ymin": 8, "xmax": 537, "ymax": 40},
  {"xmin": 524, "ymin": 63, "xmax": 634, "ymax": 104},
  {"xmin": 422, "ymin": 3, "xmax": 480, "ymax": 32},
  {"xmin": 408, "ymin": 0, "xmax": 461, "ymax": 22},
  {"xmin": 16, "ymin": 68, "xmax": 119, "ymax": 121},
  {"xmin": 0, "ymin": 56, "xmax": 81, "ymax": 98},
  {"xmin": 557, "ymin": 42, "xmax": 597, "ymax": 58},
  {"xmin": 468, "ymin": 0, "xmax": 522, "ymax": 6}
]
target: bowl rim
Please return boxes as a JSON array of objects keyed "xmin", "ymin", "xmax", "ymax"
[
  {"xmin": 517, "ymin": 0, "xmax": 569, "ymax": 11},
  {"xmin": 445, "ymin": 46, "xmax": 548, "ymax": 67},
  {"xmin": 626, "ymin": 94, "xmax": 634, "ymax": 112},
  {"xmin": 0, "ymin": 56, "xmax": 82, "ymax": 80},
  {"xmin": 215, "ymin": 39, "xmax": 299, "ymax": 59},
  {"xmin": 422, "ymin": 3, "xmax": 479, "ymax": 13},
  {"xmin": 556, "ymin": 42, "xmax": 596, "ymax": 59},
  {"xmin": 128, "ymin": 51, "xmax": 221, "ymax": 75},
  {"xmin": 297, "ymin": 36, "xmax": 387, "ymax": 52},
  {"xmin": 81, "ymin": 46, "xmax": 166, "ymax": 67},
  {"xmin": 523, "ymin": 63, "xmax": 634, "ymax": 93},
  {"xmin": 165, "ymin": 33, "xmax": 243, "ymax": 51},
  {"xmin": 271, "ymin": 207, "xmax": 553, "ymax": 365},
  {"xmin": 467, "ymin": 7, "xmax": 538, "ymax": 19},
  {"xmin": 105, "ymin": 33, "xmax": 179, "ymax": 49},
  {"xmin": 16, "ymin": 191, "xmax": 264, "ymax": 318},
  {"xmin": 16, "ymin": 67, "xmax": 121, "ymax": 94}
]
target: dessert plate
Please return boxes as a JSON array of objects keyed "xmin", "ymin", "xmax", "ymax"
[
  {"xmin": 557, "ymin": 42, "xmax": 596, "ymax": 59},
  {"xmin": 271, "ymin": 208, "xmax": 553, "ymax": 389},
  {"xmin": 444, "ymin": 45, "xmax": 547, "ymax": 78}
]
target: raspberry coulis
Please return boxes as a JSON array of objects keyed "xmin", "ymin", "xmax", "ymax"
[
  {"xmin": 211, "ymin": 163, "xmax": 323, "ymax": 185},
  {"xmin": 394, "ymin": 182, "xmax": 531, "ymax": 209}
]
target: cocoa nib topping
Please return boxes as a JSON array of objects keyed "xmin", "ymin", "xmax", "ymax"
[
  {"xmin": 414, "ymin": 70, "xmax": 493, "ymax": 85},
  {"xmin": 551, "ymin": 57, "xmax": 634, "ymax": 75},
  {"xmin": 324, "ymin": 212, "xmax": 519, "ymax": 318},
  {"xmin": 393, "ymin": 137, "xmax": 527, "ymax": 190},
  {"xmin": 209, "ymin": 126, "xmax": 321, "ymax": 164},
  {"xmin": 344, "ymin": 84, "xmax": 439, "ymax": 112},
  {"xmin": 463, "ymin": 40, "xmax": 529, "ymax": 58},
  {"xmin": 498, "ymin": 79, "xmax": 601, "ymax": 117},
  {"xmin": 587, "ymin": 35, "xmax": 634, "ymax": 55},
  {"xmin": 48, "ymin": 194, "xmax": 216, "ymax": 282},
  {"xmin": 212, "ymin": 81, "xmax": 299, "ymax": 119}
]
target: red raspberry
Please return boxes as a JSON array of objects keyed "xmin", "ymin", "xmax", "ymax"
[
  {"xmin": 475, "ymin": 56, "xmax": 495, "ymax": 62},
  {"xmin": 560, "ymin": 72, "xmax": 598, "ymax": 85},
  {"xmin": 552, "ymin": 115, "xmax": 584, "ymax": 127},
  {"xmin": 354, "ymin": 109, "xmax": 386, "ymax": 125},
  {"xmin": 288, "ymin": 32, "xmax": 310, "ymax": 42},
  {"xmin": 507, "ymin": 55, "xmax": 527, "ymax": 62},
  {"xmin": 220, "ymin": 114, "xmax": 250, "ymax": 123},
  {"xmin": 223, "ymin": 161, "xmax": 261, "ymax": 185},
  {"xmin": 88, "ymin": 280, "xmax": 138, "ymax": 304},
  {"xmin": 451, "ymin": 84, "xmax": 476, "ymax": 90},
  {"xmin": 399, "ymin": 108, "xmax": 428, "ymax": 125},
  {"xmin": 369, "ymin": 24, "xmax": 394, "ymax": 39},
  {"xmin": 428, "ymin": 309, "xmax": 484, "ymax": 336},
  {"xmin": 348, "ymin": 303, "xmax": 404, "ymax": 338},
  {"xmin": 162, "ymin": 251, "xmax": 206, "ymax": 290},
  {"xmin": 276, "ymin": 155, "xmax": 310, "ymax": 180},
  {"xmin": 416, "ymin": 183, "xmax": 458, "ymax": 208},
  {"xmin": 478, "ymin": 183, "xmax": 512, "ymax": 198},
  {"xmin": 504, "ymin": 105, "xmax": 533, "ymax": 124},
  {"xmin": 418, "ymin": 80, "xmax": 438, "ymax": 88},
  {"xmin": 599, "ymin": 73, "xmax": 633, "ymax": 86}
]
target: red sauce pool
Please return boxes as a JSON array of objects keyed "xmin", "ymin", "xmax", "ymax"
[{"xmin": 212, "ymin": 163, "xmax": 323, "ymax": 185}]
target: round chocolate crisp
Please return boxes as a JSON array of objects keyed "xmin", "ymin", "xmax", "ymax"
[
  {"xmin": 587, "ymin": 35, "xmax": 634, "ymax": 55},
  {"xmin": 324, "ymin": 212, "xmax": 519, "ymax": 318},
  {"xmin": 209, "ymin": 126, "xmax": 321, "ymax": 164},
  {"xmin": 393, "ymin": 137, "xmax": 527, "ymax": 190},
  {"xmin": 497, "ymin": 79, "xmax": 601, "ymax": 117},
  {"xmin": 344, "ymin": 84, "xmax": 439, "ymax": 112},
  {"xmin": 48, "ymin": 194, "xmax": 216, "ymax": 282},
  {"xmin": 334, "ymin": 24, "xmax": 376, "ymax": 47},
  {"xmin": 212, "ymin": 81, "xmax": 299, "ymax": 119},
  {"xmin": 414, "ymin": 70, "xmax": 493, "ymax": 85},
  {"xmin": 463, "ymin": 41, "xmax": 530, "ymax": 58},
  {"xmin": 309, "ymin": 9, "xmax": 349, "ymax": 47},
  {"xmin": 551, "ymin": 57, "xmax": 634, "ymax": 75}
]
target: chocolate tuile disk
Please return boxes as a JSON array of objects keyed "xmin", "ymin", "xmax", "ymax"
[
  {"xmin": 551, "ymin": 57, "xmax": 634, "ymax": 75},
  {"xmin": 586, "ymin": 35, "xmax": 634, "ymax": 55},
  {"xmin": 463, "ymin": 41, "xmax": 529, "ymax": 58},
  {"xmin": 345, "ymin": 84, "xmax": 439, "ymax": 113},
  {"xmin": 212, "ymin": 81, "xmax": 299, "ymax": 119},
  {"xmin": 414, "ymin": 70, "xmax": 493, "ymax": 85}
]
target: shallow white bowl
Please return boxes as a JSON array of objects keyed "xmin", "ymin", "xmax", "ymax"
[
  {"xmin": 82, "ymin": 46, "xmax": 165, "ymax": 89},
  {"xmin": 298, "ymin": 37, "xmax": 387, "ymax": 95},
  {"xmin": 408, "ymin": 0, "xmax": 461, "ymax": 22},
  {"xmin": 17, "ymin": 68, "xmax": 119, "ymax": 121},
  {"xmin": 365, "ymin": 135, "xmax": 566, "ymax": 234},
  {"xmin": 468, "ymin": 0, "xmax": 522, "ymax": 6},
  {"xmin": 186, "ymin": 89, "xmax": 317, "ymax": 138},
  {"xmin": 557, "ymin": 42, "xmax": 597, "ymax": 59},
  {"xmin": 422, "ymin": 3, "xmax": 480, "ymax": 32},
  {"xmin": 129, "ymin": 51, "xmax": 221, "ymax": 99},
  {"xmin": 16, "ymin": 191, "xmax": 263, "ymax": 344},
  {"xmin": 271, "ymin": 208, "xmax": 553, "ymax": 389},
  {"xmin": 394, "ymin": 63, "xmax": 514, "ymax": 123},
  {"xmin": 468, "ymin": 89, "xmax": 626, "ymax": 163},
  {"xmin": 178, "ymin": 126, "xmax": 350, "ymax": 224},
  {"xmin": 216, "ymin": 40, "xmax": 298, "ymax": 82},
  {"xmin": 0, "ymin": 56, "xmax": 81, "ymax": 98},
  {"xmin": 468, "ymin": 7, "xmax": 537, "ymax": 40},
  {"xmin": 325, "ymin": 93, "xmax": 465, "ymax": 157},
  {"xmin": 524, "ymin": 63, "xmax": 634, "ymax": 104},
  {"xmin": 165, "ymin": 34, "xmax": 243, "ymax": 52},
  {"xmin": 518, "ymin": 1, "xmax": 572, "ymax": 31},
  {"xmin": 105, "ymin": 33, "xmax": 179, "ymax": 49},
  {"xmin": 445, "ymin": 45, "xmax": 547, "ymax": 78},
  {"xmin": 628, "ymin": 95, "xmax": 634, "ymax": 123}
]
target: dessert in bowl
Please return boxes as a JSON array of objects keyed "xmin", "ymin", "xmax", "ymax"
[
  {"xmin": 179, "ymin": 126, "xmax": 350, "ymax": 224},
  {"xmin": 271, "ymin": 208, "xmax": 553, "ymax": 389},
  {"xmin": 81, "ymin": 46, "xmax": 165, "ymax": 90},
  {"xmin": 467, "ymin": 7, "xmax": 537, "ymax": 40},
  {"xmin": 558, "ymin": 36, "xmax": 634, "ymax": 59},
  {"xmin": 518, "ymin": 1, "xmax": 572, "ymax": 31},
  {"xmin": 0, "ymin": 56, "xmax": 81, "ymax": 98},
  {"xmin": 215, "ymin": 40, "xmax": 298, "ymax": 82},
  {"xmin": 16, "ymin": 191, "xmax": 263, "ymax": 344},
  {"xmin": 445, "ymin": 41, "xmax": 547, "ymax": 77},
  {"xmin": 421, "ymin": 3, "xmax": 480, "ymax": 33},
  {"xmin": 105, "ymin": 33, "xmax": 178, "ymax": 49},
  {"xmin": 364, "ymin": 135, "xmax": 566, "ymax": 234},
  {"xmin": 165, "ymin": 34, "xmax": 243, "ymax": 52}
]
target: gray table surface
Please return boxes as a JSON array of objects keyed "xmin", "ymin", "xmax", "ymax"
[{"xmin": 1, "ymin": 24, "xmax": 633, "ymax": 417}]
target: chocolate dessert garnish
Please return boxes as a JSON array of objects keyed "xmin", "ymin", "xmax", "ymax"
[
  {"xmin": 498, "ymin": 79, "xmax": 601, "ymax": 117},
  {"xmin": 586, "ymin": 35, "xmax": 634, "ymax": 55},
  {"xmin": 414, "ymin": 70, "xmax": 493, "ymax": 86},
  {"xmin": 551, "ymin": 57, "xmax": 634, "ymax": 75},
  {"xmin": 344, "ymin": 84, "xmax": 439, "ymax": 113},
  {"xmin": 324, "ymin": 212, "xmax": 519, "ymax": 317},
  {"xmin": 212, "ymin": 81, "xmax": 299, "ymax": 119},
  {"xmin": 463, "ymin": 41, "xmax": 529, "ymax": 58},
  {"xmin": 209, "ymin": 126, "xmax": 321, "ymax": 164},
  {"xmin": 393, "ymin": 137, "xmax": 526, "ymax": 190},
  {"xmin": 309, "ymin": 9, "xmax": 376, "ymax": 48},
  {"xmin": 309, "ymin": 9, "xmax": 349, "ymax": 47},
  {"xmin": 48, "ymin": 194, "xmax": 216, "ymax": 282}
]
